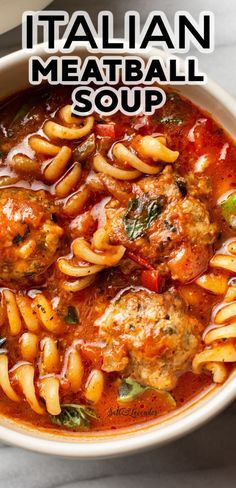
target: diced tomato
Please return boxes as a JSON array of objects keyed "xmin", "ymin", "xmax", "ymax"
[
  {"xmin": 80, "ymin": 344, "xmax": 103, "ymax": 368},
  {"xmin": 126, "ymin": 250, "xmax": 154, "ymax": 270},
  {"xmin": 169, "ymin": 244, "xmax": 211, "ymax": 283},
  {"xmin": 95, "ymin": 124, "xmax": 123, "ymax": 139},
  {"xmin": 141, "ymin": 269, "xmax": 164, "ymax": 292}
]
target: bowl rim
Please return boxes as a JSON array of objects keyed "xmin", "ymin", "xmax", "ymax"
[
  {"xmin": 0, "ymin": 0, "xmax": 53, "ymax": 35},
  {"xmin": 0, "ymin": 40, "xmax": 236, "ymax": 458}
]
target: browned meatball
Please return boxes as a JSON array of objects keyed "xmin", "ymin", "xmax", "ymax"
[
  {"xmin": 0, "ymin": 188, "xmax": 63, "ymax": 284},
  {"xmin": 96, "ymin": 288, "xmax": 202, "ymax": 391},
  {"xmin": 104, "ymin": 167, "xmax": 217, "ymax": 282}
]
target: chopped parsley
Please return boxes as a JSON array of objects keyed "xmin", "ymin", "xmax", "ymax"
[
  {"xmin": 156, "ymin": 115, "xmax": 183, "ymax": 125},
  {"xmin": 12, "ymin": 226, "xmax": 30, "ymax": 246},
  {"xmin": 64, "ymin": 306, "xmax": 79, "ymax": 325}
]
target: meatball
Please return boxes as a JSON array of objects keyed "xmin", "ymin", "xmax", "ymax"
[
  {"xmin": 104, "ymin": 167, "xmax": 217, "ymax": 282},
  {"xmin": 96, "ymin": 289, "xmax": 202, "ymax": 391},
  {"xmin": 0, "ymin": 188, "xmax": 63, "ymax": 284}
]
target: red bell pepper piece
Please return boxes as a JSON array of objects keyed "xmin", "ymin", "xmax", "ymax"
[
  {"xmin": 95, "ymin": 124, "xmax": 117, "ymax": 138},
  {"xmin": 141, "ymin": 269, "xmax": 163, "ymax": 292},
  {"xmin": 126, "ymin": 250, "xmax": 154, "ymax": 270}
]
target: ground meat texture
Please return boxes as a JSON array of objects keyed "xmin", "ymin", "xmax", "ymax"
[
  {"xmin": 104, "ymin": 167, "xmax": 217, "ymax": 282},
  {"xmin": 0, "ymin": 188, "xmax": 63, "ymax": 284},
  {"xmin": 96, "ymin": 289, "xmax": 202, "ymax": 391}
]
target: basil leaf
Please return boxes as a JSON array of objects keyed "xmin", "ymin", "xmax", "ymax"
[
  {"xmin": 123, "ymin": 195, "xmax": 163, "ymax": 240},
  {"xmin": 221, "ymin": 192, "xmax": 236, "ymax": 229},
  {"xmin": 64, "ymin": 306, "xmax": 79, "ymax": 324},
  {"xmin": 118, "ymin": 378, "xmax": 148, "ymax": 402},
  {"xmin": 8, "ymin": 96, "xmax": 37, "ymax": 133},
  {"xmin": 51, "ymin": 404, "xmax": 97, "ymax": 430},
  {"xmin": 118, "ymin": 377, "xmax": 176, "ymax": 407},
  {"xmin": 156, "ymin": 116, "xmax": 183, "ymax": 125}
]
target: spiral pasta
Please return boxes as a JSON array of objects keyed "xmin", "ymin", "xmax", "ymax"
[
  {"xmin": 29, "ymin": 135, "xmax": 60, "ymax": 156},
  {"xmin": 0, "ymin": 339, "xmax": 105, "ymax": 416},
  {"xmin": 58, "ymin": 228, "xmax": 125, "ymax": 292},
  {"xmin": 63, "ymin": 186, "xmax": 91, "ymax": 216},
  {"xmin": 93, "ymin": 136, "xmax": 179, "ymax": 181},
  {"xmin": 210, "ymin": 239, "xmax": 236, "ymax": 274},
  {"xmin": 0, "ymin": 356, "xmax": 44, "ymax": 414},
  {"xmin": 43, "ymin": 113, "xmax": 94, "ymax": 141},
  {"xmin": 1, "ymin": 290, "xmax": 63, "ymax": 336},
  {"xmin": 27, "ymin": 105, "xmax": 94, "ymax": 200},
  {"xmin": 113, "ymin": 143, "xmax": 161, "ymax": 175},
  {"xmin": 134, "ymin": 135, "xmax": 179, "ymax": 162},
  {"xmin": 192, "ymin": 243, "xmax": 236, "ymax": 382},
  {"xmin": 93, "ymin": 153, "xmax": 141, "ymax": 180},
  {"xmin": 11, "ymin": 154, "xmax": 40, "ymax": 176}
]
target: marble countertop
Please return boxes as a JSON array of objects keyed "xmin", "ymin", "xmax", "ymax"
[{"xmin": 0, "ymin": 1, "xmax": 235, "ymax": 487}]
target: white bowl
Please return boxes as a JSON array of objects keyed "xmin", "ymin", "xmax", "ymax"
[
  {"xmin": 0, "ymin": 0, "xmax": 53, "ymax": 35},
  {"xmin": 0, "ymin": 40, "xmax": 236, "ymax": 458}
]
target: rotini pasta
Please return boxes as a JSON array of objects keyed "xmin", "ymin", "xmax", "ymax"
[
  {"xmin": 0, "ymin": 357, "xmax": 44, "ymax": 414},
  {"xmin": 58, "ymin": 228, "xmax": 125, "ymax": 292},
  {"xmin": 29, "ymin": 135, "xmax": 60, "ymax": 156},
  {"xmin": 63, "ymin": 186, "xmax": 91, "ymax": 216},
  {"xmin": 44, "ymin": 146, "xmax": 72, "ymax": 183},
  {"xmin": 134, "ymin": 135, "xmax": 179, "ymax": 162},
  {"xmin": 113, "ymin": 142, "xmax": 162, "ymax": 175},
  {"xmin": 93, "ymin": 153, "xmax": 141, "ymax": 180},
  {"xmin": 1, "ymin": 291, "xmax": 63, "ymax": 336},
  {"xmin": 11, "ymin": 153, "xmax": 40, "ymax": 175},
  {"xmin": 26, "ymin": 106, "xmax": 96, "ymax": 207},
  {"xmin": 193, "ymin": 242, "xmax": 236, "ymax": 383},
  {"xmin": 20, "ymin": 332, "xmax": 39, "ymax": 362},
  {"xmin": 55, "ymin": 163, "xmax": 82, "ymax": 198},
  {"xmin": 93, "ymin": 136, "xmax": 179, "ymax": 181},
  {"xmin": 210, "ymin": 240, "xmax": 236, "ymax": 273},
  {"xmin": 44, "ymin": 115, "xmax": 94, "ymax": 141},
  {"xmin": 84, "ymin": 369, "xmax": 104, "ymax": 404},
  {"xmin": 0, "ymin": 339, "xmax": 104, "ymax": 416}
]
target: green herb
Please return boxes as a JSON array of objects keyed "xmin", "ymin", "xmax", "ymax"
[
  {"xmin": 9, "ymin": 97, "xmax": 37, "ymax": 130},
  {"xmin": 123, "ymin": 195, "xmax": 163, "ymax": 241},
  {"xmin": 64, "ymin": 306, "xmax": 79, "ymax": 324},
  {"xmin": 51, "ymin": 404, "xmax": 98, "ymax": 429},
  {"xmin": 221, "ymin": 192, "xmax": 236, "ymax": 229},
  {"xmin": 12, "ymin": 226, "xmax": 30, "ymax": 246},
  {"xmin": 164, "ymin": 220, "xmax": 176, "ymax": 233},
  {"xmin": 118, "ymin": 378, "xmax": 148, "ymax": 402},
  {"xmin": 156, "ymin": 116, "xmax": 183, "ymax": 125},
  {"xmin": 118, "ymin": 377, "xmax": 176, "ymax": 407}
]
